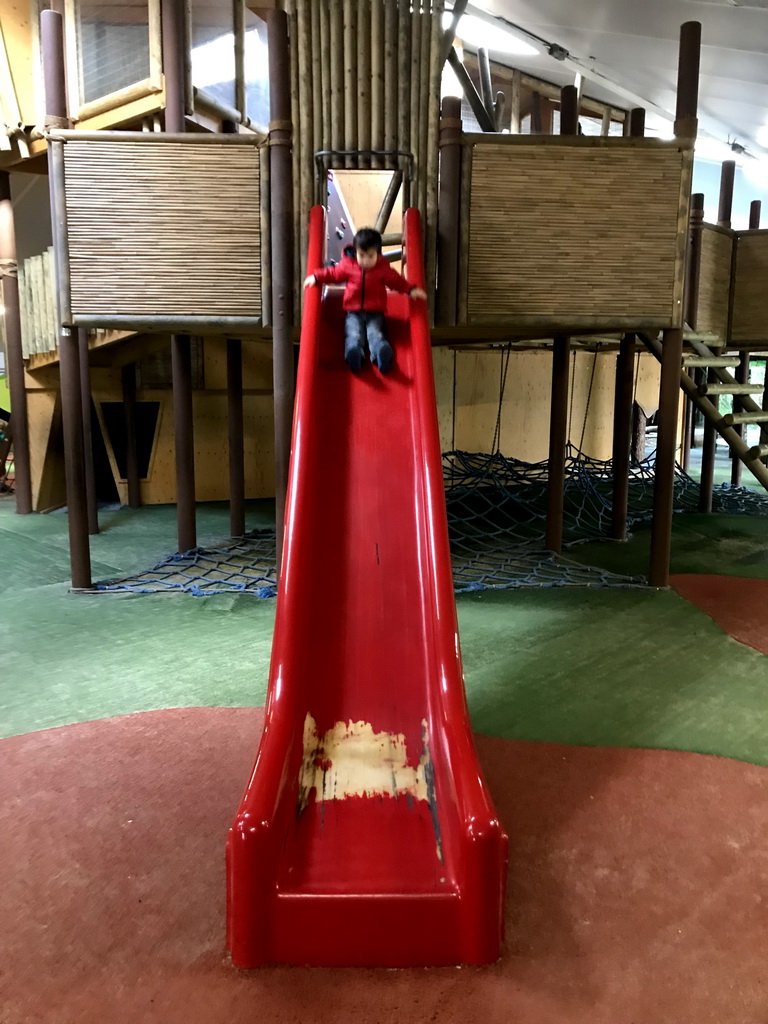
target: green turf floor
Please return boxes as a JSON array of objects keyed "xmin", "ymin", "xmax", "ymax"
[
  {"xmin": 1, "ymin": 497, "xmax": 767, "ymax": 765},
  {"xmin": 569, "ymin": 514, "xmax": 768, "ymax": 580}
]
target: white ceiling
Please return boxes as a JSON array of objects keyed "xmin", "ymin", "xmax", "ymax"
[{"xmin": 468, "ymin": 0, "xmax": 768, "ymax": 156}]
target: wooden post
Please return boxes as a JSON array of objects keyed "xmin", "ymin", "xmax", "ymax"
[
  {"xmin": 342, "ymin": 0, "xmax": 357, "ymax": 166},
  {"xmin": 683, "ymin": 192, "xmax": 704, "ymax": 473},
  {"xmin": 510, "ymin": 70, "xmax": 521, "ymax": 133},
  {"xmin": 730, "ymin": 351, "xmax": 749, "ymax": 487},
  {"xmin": 629, "ymin": 107, "xmax": 645, "ymax": 137},
  {"xmin": 546, "ymin": 336, "xmax": 570, "ymax": 553},
  {"xmin": 162, "ymin": 0, "xmax": 197, "ymax": 552},
  {"xmin": 649, "ymin": 21, "xmax": 699, "ymax": 583},
  {"xmin": 357, "ymin": 0, "xmax": 371, "ymax": 167},
  {"xmin": 698, "ymin": 372, "xmax": 716, "ymax": 512},
  {"xmin": 78, "ymin": 327, "xmax": 98, "ymax": 533},
  {"xmin": 674, "ymin": 21, "xmax": 701, "ymax": 139},
  {"xmin": 531, "ymin": 91, "xmax": 543, "ymax": 134},
  {"xmin": 649, "ymin": 328, "xmax": 684, "ymax": 587},
  {"xmin": 436, "ymin": 96, "xmax": 461, "ymax": 327},
  {"xmin": 371, "ymin": 0, "xmax": 385, "ymax": 167},
  {"xmin": 122, "ymin": 364, "xmax": 141, "ymax": 509},
  {"xmin": 383, "ymin": 0, "xmax": 398, "ymax": 154},
  {"xmin": 749, "ymin": 200, "xmax": 761, "ymax": 229},
  {"xmin": 611, "ymin": 108, "xmax": 646, "ymax": 539},
  {"xmin": 559, "ymin": 85, "xmax": 579, "ymax": 136},
  {"xmin": 330, "ymin": 0, "xmax": 344, "ymax": 151},
  {"xmin": 718, "ymin": 160, "xmax": 735, "ymax": 228},
  {"xmin": 0, "ymin": 172, "xmax": 32, "ymax": 514},
  {"xmin": 41, "ymin": 9, "xmax": 91, "ymax": 589},
  {"xmin": 268, "ymin": 9, "xmax": 295, "ymax": 574},
  {"xmin": 611, "ymin": 335, "xmax": 635, "ymax": 541},
  {"xmin": 227, "ymin": 338, "xmax": 245, "ymax": 538}
]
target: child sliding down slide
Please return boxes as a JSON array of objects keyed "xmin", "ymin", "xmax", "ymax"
[{"xmin": 304, "ymin": 227, "xmax": 427, "ymax": 373}]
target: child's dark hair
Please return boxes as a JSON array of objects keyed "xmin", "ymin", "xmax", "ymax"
[{"xmin": 353, "ymin": 227, "xmax": 382, "ymax": 253}]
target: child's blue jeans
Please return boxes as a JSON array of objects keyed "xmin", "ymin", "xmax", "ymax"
[{"xmin": 344, "ymin": 311, "xmax": 393, "ymax": 373}]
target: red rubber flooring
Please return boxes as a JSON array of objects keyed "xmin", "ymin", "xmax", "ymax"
[
  {"xmin": 2, "ymin": 707, "xmax": 768, "ymax": 1023},
  {"xmin": 671, "ymin": 574, "xmax": 768, "ymax": 656}
]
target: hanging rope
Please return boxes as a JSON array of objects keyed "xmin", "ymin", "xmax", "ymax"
[
  {"xmin": 578, "ymin": 350, "xmax": 598, "ymax": 453},
  {"xmin": 491, "ymin": 344, "xmax": 512, "ymax": 455}
]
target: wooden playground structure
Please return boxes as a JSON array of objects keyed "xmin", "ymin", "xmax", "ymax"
[{"xmin": 0, "ymin": 1, "xmax": 767, "ymax": 596}]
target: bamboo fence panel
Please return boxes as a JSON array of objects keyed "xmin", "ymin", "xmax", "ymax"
[
  {"xmin": 319, "ymin": 2, "xmax": 331, "ymax": 157},
  {"xmin": 397, "ymin": 2, "xmax": 411, "ymax": 160},
  {"xmin": 731, "ymin": 231, "xmax": 768, "ymax": 343},
  {"xmin": 297, "ymin": 0, "xmax": 313, "ymax": 274},
  {"xmin": 383, "ymin": 0, "xmax": 398, "ymax": 154},
  {"xmin": 409, "ymin": 7, "xmax": 422, "ymax": 186},
  {"xmin": 357, "ymin": 0, "xmax": 372, "ymax": 168},
  {"xmin": 18, "ymin": 248, "xmax": 58, "ymax": 356},
  {"xmin": 465, "ymin": 141, "xmax": 689, "ymax": 327},
  {"xmin": 283, "ymin": 0, "xmax": 444, "ymax": 298},
  {"xmin": 343, "ymin": 0, "xmax": 358, "ymax": 168},
  {"xmin": 371, "ymin": 0, "xmax": 385, "ymax": 167},
  {"xmin": 418, "ymin": 3, "xmax": 431, "ymax": 215},
  {"xmin": 310, "ymin": 0, "xmax": 323, "ymax": 170},
  {"xmin": 329, "ymin": 0, "xmax": 344, "ymax": 151},
  {"xmin": 696, "ymin": 224, "xmax": 733, "ymax": 340},
  {"xmin": 285, "ymin": 0, "xmax": 302, "ymax": 302},
  {"xmin": 62, "ymin": 140, "xmax": 262, "ymax": 318}
]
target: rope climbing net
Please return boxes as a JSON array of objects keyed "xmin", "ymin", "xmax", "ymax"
[{"xmin": 96, "ymin": 446, "xmax": 768, "ymax": 598}]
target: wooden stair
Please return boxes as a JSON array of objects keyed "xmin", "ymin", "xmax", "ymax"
[{"xmin": 640, "ymin": 333, "xmax": 768, "ymax": 492}]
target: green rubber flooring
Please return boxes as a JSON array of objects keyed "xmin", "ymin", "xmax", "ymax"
[{"xmin": 1, "ymin": 498, "xmax": 767, "ymax": 765}]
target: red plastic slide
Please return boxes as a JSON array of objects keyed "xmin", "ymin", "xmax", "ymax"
[{"xmin": 226, "ymin": 207, "xmax": 508, "ymax": 968}]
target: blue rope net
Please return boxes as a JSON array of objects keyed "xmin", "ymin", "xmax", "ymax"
[{"xmin": 96, "ymin": 447, "xmax": 768, "ymax": 598}]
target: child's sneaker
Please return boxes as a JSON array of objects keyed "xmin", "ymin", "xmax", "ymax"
[{"xmin": 346, "ymin": 346, "xmax": 364, "ymax": 372}]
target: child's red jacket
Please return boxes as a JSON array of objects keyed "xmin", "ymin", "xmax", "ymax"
[{"xmin": 312, "ymin": 247, "xmax": 414, "ymax": 313}]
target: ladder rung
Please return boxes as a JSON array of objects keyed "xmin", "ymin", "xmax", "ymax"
[
  {"xmin": 697, "ymin": 384, "xmax": 765, "ymax": 396},
  {"xmin": 747, "ymin": 444, "xmax": 768, "ymax": 460},
  {"xmin": 721, "ymin": 411, "xmax": 768, "ymax": 427},
  {"xmin": 683, "ymin": 355, "xmax": 741, "ymax": 367}
]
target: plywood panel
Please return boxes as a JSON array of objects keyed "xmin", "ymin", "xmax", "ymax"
[
  {"xmin": 27, "ymin": 389, "xmax": 60, "ymax": 509},
  {"xmin": 431, "ymin": 347, "xmax": 454, "ymax": 453},
  {"xmin": 697, "ymin": 225, "xmax": 732, "ymax": 339},
  {"xmin": 452, "ymin": 347, "xmax": 663, "ymax": 463},
  {"xmin": 130, "ymin": 389, "xmax": 275, "ymax": 504},
  {"xmin": 731, "ymin": 231, "xmax": 768, "ymax": 343},
  {"xmin": 466, "ymin": 140, "xmax": 691, "ymax": 329},
  {"xmin": 203, "ymin": 336, "xmax": 273, "ymax": 391},
  {"xmin": 0, "ymin": 0, "xmax": 36, "ymax": 125}
]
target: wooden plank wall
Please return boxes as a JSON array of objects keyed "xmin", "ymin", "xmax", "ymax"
[
  {"xmin": 25, "ymin": 336, "xmax": 275, "ymax": 509},
  {"xmin": 464, "ymin": 138, "xmax": 692, "ymax": 330},
  {"xmin": 63, "ymin": 139, "xmax": 262, "ymax": 320},
  {"xmin": 696, "ymin": 224, "xmax": 733, "ymax": 340},
  {"xmin": 731, "ymin": 230, "xmax": 768, "ymax": 344},
  {"xmin": 94, "ymin": 338, "xmax": 275, "ymax": 505}
]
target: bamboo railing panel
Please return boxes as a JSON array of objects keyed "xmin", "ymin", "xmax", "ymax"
[
  {"xmin": 285, "ymin": 0, "xmax": 443, "ymax": 296},
  {"xmin": 18, "ymin": 248, "xmax": 57, "ymax": 356},
  {"xmin": 464, "ymin": 138, "xmax": 693, "ymax": 329},
  {"xmin": 61, "ymin": 138, "xmax": 262, "ymax": 320},
  {"xmin": 731, "ymin": 230, "xmax": 768, "ymax": 343},
  {"xmin": 696, "ymin": 223, "xmax": 733, "ymax": 340}
]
